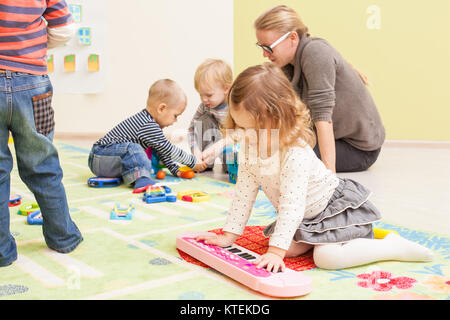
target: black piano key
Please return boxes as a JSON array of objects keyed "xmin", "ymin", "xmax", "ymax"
[
  {"xmin": 228, "ymin": 248, "xmax": 241, "ymax": 253},
  {"xmin": 238, "ymin": 253, "xmax": 256, "ymax": 260}
]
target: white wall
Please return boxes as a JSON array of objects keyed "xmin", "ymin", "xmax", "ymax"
[{"xmin": 52, "ymin": 0, "xmax": 234, "ymax": 140}]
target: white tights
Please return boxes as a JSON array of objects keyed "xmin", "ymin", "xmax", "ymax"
[{"xmin": 286, "ymin": 233, "xmax": 433, "ymax": 270}]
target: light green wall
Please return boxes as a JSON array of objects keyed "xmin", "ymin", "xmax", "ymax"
[{"xmin": 234, "ymin": 0, "xmax": 450, "ymax": 140}]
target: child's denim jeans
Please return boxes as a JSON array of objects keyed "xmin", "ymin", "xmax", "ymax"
[
  {"xmin": 0, "ymin": 71, "xmax": 83, "ymax": 267},
  {"xmin": 88, "ymin": 142, "xmax": 153, "ymax": 185}
]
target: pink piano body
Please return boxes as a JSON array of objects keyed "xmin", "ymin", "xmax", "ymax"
[{"xmin": 176, "ymin": 231, "xmax": 312, "ymax": 298}]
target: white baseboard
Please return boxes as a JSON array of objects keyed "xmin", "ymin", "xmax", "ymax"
[{"xmin": 383, "ymin": 139, "xmax": 450, "ymax": 148}]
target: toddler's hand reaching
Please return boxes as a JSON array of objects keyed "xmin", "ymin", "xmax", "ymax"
[
  {"xmin": 195, "ymin": 232, "xmax": 238, "ymax": 248},
  {"xmin": 193, "ymin": 159, "xmax": 208, "ymax": 172}
]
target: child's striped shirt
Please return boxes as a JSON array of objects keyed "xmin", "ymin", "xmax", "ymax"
[
  {"xmin": 0, "ymin": 0, "xmax": 73, "ymax": 74},
  {"xmin": 95, "ymin": 109, "xmax": 196, "ymax": 176}
]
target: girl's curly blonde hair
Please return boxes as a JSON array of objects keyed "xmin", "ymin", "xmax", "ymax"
[{"xmin": 224, "ymin": 62, "xmax": 316, "ymax": 153}]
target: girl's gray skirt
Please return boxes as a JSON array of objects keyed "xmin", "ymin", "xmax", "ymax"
[{"xmin": 263, "ymin": 178, "xmax": 382, "ymax": 245}]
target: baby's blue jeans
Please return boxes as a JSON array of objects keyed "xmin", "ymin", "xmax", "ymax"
[
  {"xmin": 0, "ymin": 71, "xmax": 83, "ymax": 267},
  {"xmin": 88, "ymin": 142, "xmax": 153, "ymax": 185}
]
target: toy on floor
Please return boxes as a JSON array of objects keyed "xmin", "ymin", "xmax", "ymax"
[
  {"xmin": 177, "ymin": 190, "xmax": 210, "ymax": 203},
  {"xmin": 224, "ymin": 144, "xmax": 239, "ymax": 183},
  {"xmin": 176, "ymin": 231, "xmax": 312, "ymax": 298},
  {"xmin": 27, "ymin": 210, "xmax": 43, "ymax": 225},
  {"xmin": 145, "ymin": 147, "xmax": 165, "ymax": 175},
  {"xmin": 110, "ymin": 203, "xmax": 134, "ymax": 220},
  {"xmin": 143, "ymin": 186, "xmax": 177, "ymax": 204},
  {"xmin": 180, "ymin": 170, "xmax": 195, "ymax": 179},
  {"xmin": 88, "ymin": 177, "xmax": 121, "ymax": 188},
  {"xmin": 147, "ymin": 148, "xmax": 194, "ymax": 179},
  {"xmin": 17, "ymin": 203, "xmax": 39, "ymax": 216},
  {"xmin": 373, "ymin": 228, "xmax": 399, "ymax": 239},
  {"xmin": 178, "ymin": 166, "xmax": 195, "ymax": 179},
  {"xmin": 156, "ymin": 171, "xmax": 166, "ymax": 179},
  {"xmin": 9, "ymin": 194, "xmax": 22, "ymax": 207}
]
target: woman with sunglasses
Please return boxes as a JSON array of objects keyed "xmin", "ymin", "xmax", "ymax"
[{"xmin": 254, "ymin": 5, "xmax": 385, "ymax": 173}]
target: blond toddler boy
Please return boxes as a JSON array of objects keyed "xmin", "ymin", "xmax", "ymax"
[{"xmin": 188, "ymin": 59, "xmax": 233, "ymax": 169}]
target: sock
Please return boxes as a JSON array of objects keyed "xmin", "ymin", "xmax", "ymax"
[
  {"xmin": 313, "ymin": 233, "xmax": 433, "ymax": 270},
  {"xmin": 134, "ymin": 177, "xmax": 155, "ymax": 190},
  {"xmin": 383, "ymin": 232, "xmax": 434, "ymax": 262}
]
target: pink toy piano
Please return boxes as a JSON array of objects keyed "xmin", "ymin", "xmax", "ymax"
[{"xmin": 176, "ymin": 231, "xmax": 312, "ymax": 297}]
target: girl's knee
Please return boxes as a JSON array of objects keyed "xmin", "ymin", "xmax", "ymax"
[
  {"xmin": 313, "ymin": 244, "xmax": 344, "ymax": 270},
  {"xmin": 285, "ymin": 241, "xmax": 313, "ymax": 258}
]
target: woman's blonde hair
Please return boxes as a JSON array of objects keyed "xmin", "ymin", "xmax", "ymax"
[
  {"xmin": 255, "ymin": 5, "xmax": 370, "ymax": 86},
  {"xmin": 194, "ymin": 59, "xmax": 233, "ymax": 92},
  {"xmin": 224, "ymin": 62, "xmax": 316, "ymax": 152},
  {"xmin": 254, "ymin": 5, "xmax": 310, "ymax": 38}
]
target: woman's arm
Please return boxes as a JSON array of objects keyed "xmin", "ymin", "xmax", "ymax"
[{"xmin": 315, "ymin": 120, "xmax": 336, "ymax": 173}]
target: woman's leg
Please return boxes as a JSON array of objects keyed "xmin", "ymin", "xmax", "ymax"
[
  {"xmin": 314, "ymin": 139, "xmax": 381, "ymax": 172},
  {"xmin": 312, "ymin": 233, "xmax": 433, "ymax": 270}
]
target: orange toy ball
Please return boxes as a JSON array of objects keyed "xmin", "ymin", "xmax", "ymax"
[
  {"xmin": 180, "ymin": 170, "xmax": 195, "ymax": 179},
  {"xmin": 156, "ymin": 171, "xmax": 166, "ymax": 179}
]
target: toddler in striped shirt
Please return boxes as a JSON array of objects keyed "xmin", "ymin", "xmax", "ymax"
[
  {"xmin": 89, "ymin": 79, "xmax": 207, "ymax": 192},
  {"xmin": 188, "ymin": 59, "xmax": 233, "ymax": 169}
]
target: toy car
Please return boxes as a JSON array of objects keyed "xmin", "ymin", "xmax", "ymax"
[
  {"xmin": 143, "ymin": 186, "xmax": 177, "ymax": 204},
  {"xmin": 27, "ymin": 210, "xmax": 43, "ymax": 225},
  {"xmin": 17, "ymin": 202, "xmax": 40, "ymax": 216},
  {"xmin": 9, "ymin": 194, "xmax": 22, "ymax": 207}
]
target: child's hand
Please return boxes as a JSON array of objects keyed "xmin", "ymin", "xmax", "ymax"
[
  {"xmin": 253, "ymin": 247, "xmax": 286, "ymax": 273},
  {"xmin": 195, "ymin": 232, "xmax": 238, "ymax": 247},
  {"xmin": 193, "ymin": 159, "xmax": 208, "ymax": 172},
  {"xmin": 202, "ymin": 140, "xmax": 226, "ymax": 165}
]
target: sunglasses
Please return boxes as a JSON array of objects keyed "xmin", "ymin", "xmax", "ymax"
[{"xmin": 256, "ymin": 31, "xmax": 292, "ymax": 54}]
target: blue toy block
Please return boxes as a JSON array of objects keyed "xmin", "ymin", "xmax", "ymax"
[
  {"xmin": 27, "ymin": 210, "xmax": 43, "ymax": 225},
  {"xmin": 224, "ymin": 144, "xmax": 240, "ymax": 184}
]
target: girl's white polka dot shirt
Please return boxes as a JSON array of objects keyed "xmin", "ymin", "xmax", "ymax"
[{"xmin": 223, "ymin": 140, "xmax": 339, "ymax": 250}]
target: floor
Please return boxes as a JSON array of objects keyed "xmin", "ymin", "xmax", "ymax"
[{"xmin": 60, "ymin": 137, "xmax": 450, "ymax": 237}]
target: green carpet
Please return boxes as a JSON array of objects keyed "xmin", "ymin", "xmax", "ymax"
[{"xmin": 1, "ymin": 141, "xmax": 448, "ymax": 300}]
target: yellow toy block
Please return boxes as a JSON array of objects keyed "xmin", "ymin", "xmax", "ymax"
[
  {"xmin": 177, "ymin": 190, "xmax": 210, "ymax": 203},
  {"xmin": 373, "ymin": 228, "xmax": 399, "ymax": 239}
]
